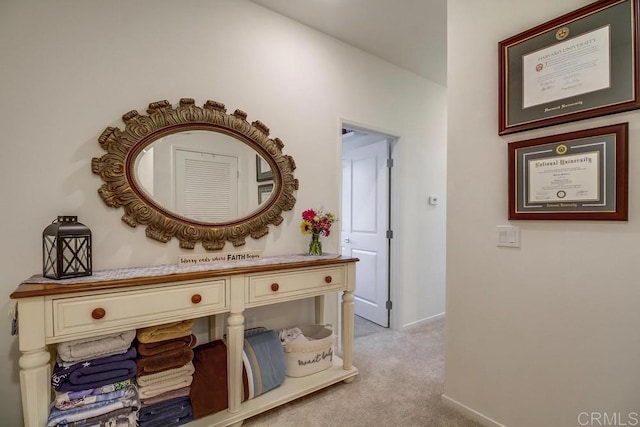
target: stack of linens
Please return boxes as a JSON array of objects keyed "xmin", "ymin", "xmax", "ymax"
[
  {"xmin": 136, "ymin": 319, "xmax": 196, "ymax": 426},
  {"xmin": 48, "ymin": 330, "xmax": 139, "ymax": 427}
]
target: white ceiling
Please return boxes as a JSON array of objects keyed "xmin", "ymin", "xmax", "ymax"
[{"xmin": 249, "ymin": 0, "xmax": 447, "ymax": 87}]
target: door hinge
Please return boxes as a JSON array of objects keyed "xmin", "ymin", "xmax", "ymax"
[
  {"xmin": 386, "ymin": 230, "xmax": 393, "ymax": 239},
  {"xmin": 386, "ymin": 301, "xmax": 392, "ymax": 310},
  {"xmin": 386, "ymin": 158, "xmax": 394, "ymax": 168}
]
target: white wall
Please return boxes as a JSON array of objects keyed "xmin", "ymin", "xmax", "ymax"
[
  {"xmin": 445, "ymin": 1, "xmax": 640, "ymax": 426},
  {"xmin": 0, "ymin": 0, "xmax": 447, "ymax": 423}
]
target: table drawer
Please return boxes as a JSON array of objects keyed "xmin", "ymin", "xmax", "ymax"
[
  {"xmin": 48, "ymin": 279, "xmax": 227, "ymax": 338},
  {"xmin": 248, "ymin": 266, "xmax": 345, "ymax": 304}
]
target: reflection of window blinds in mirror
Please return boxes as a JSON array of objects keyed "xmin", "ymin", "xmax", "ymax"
[{"xmin": 175, "ymin": 149, "xmax": 239, "ymax": 222}]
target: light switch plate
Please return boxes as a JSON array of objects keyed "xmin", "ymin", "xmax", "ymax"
[{"xmin": 497, "ymin": 225, "xmax": 520, "ymax": 248}]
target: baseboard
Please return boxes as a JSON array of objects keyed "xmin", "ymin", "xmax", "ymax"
[
  {"xmin": 399, "ymin": 312, "xmax": 445, "ymax": 330},
  {"xmin": 441, "ymin": 394, "xmax": 507, "ymax": 427}
]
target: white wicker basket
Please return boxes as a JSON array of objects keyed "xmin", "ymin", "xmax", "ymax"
[{"xmin": 283, "ymin": 324, "xmax": 334, "ymax": 377}]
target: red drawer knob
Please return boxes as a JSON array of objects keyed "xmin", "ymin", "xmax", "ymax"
[
  {"xmin": 91, "ymin": 308, "xmax": 106, "ymax": 320},
  {"xmin": 191, "ymin": 294, "xmax": 202, "ymax": 304},
  {"xmin": 324, "ymin": 276, "xmax": 332, "ymax": 284},
  {"xmin": 271, "ymin": 283, "xmax": 280, "ymax": 292}
]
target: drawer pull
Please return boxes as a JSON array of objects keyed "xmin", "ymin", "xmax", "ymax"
[
  {"xmin": 91, "ymin": 308, "xmax": 106, "ymax": 320},
  {"xmin": 191, "ymin": 294, "xmax": 202, "ymax": 304},
  {"xmin": 271, "ymin": 283, "xmax": 280, "ymax": 292},
  {"xmin": 324, "ymin": 276, "xmax": 333, "ymax": 284}
]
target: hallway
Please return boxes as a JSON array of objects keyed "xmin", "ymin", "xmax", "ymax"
[{"xmin": 244, "ymin": 318, "xmax": 480, "ymax": 426}]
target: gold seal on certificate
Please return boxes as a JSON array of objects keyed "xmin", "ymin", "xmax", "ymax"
[{"xmin": 555, "ymin": 27, "xmax": 569, "ymax": 41}]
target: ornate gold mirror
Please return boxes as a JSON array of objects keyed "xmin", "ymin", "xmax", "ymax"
[{"xmin": 92, "ymin": 98, "xmax": 298, "ymax": 250}]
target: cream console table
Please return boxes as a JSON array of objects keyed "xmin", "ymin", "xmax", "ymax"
[{"xmin": 10, "ymin": 255, "xmax": 359, "ymax": 427}]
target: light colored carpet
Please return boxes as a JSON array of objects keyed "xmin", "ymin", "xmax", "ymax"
[{"xmin": 243, "ymin": 316, "xmax": 481, "ymax": 427}]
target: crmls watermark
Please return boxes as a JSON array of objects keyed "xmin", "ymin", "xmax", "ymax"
[{"xmin": 578, "ymin": 412, "xmax": 639, "ymax": 426}]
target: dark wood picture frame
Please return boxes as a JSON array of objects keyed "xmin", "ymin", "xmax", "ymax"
[
  {"xmin": 499, "ymin": 0, "xmax": 640, "ymax": 135},
  {"xmin": 508, "ymin": 122, "xmax": 628, "ymax": 220},
  {"xmin": 258, "ymin": 183, "xmax": 274, "ymax": 205},
  {"xmin": 256, "ymin": 154, "xmax": 273, "ymax": 182}
]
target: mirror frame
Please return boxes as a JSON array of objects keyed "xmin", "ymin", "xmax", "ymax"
[{"xmin": 91, "ymin": 98, "xmax": 298, "ymax": 250}]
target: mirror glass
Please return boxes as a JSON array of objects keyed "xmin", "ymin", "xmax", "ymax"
[
  {"xmin": 134, "ymin": 130, "xmax": 273, "ymax": 224},
  {"xmin": 92, "ymin": 98, "xmax": 298, "ymax": 250}
]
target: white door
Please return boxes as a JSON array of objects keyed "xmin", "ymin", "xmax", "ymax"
[{"xmin": 341, "ymin": 139, "xmax": 389, "ymax": 327}]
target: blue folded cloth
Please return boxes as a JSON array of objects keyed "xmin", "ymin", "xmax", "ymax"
[
  {"xmin": 139, "ymin": 396, "xmax": 193, "ymax": 426},
  {"xmin": 52, "ymin": 347, "xmax": 137, "ymax": 392},
  {"xmin": 243, "ymin": 329, "xmax": 286, "ymax": 399},
  {"xmin": 139, "ymin": 395, "xmax": 191, "ymax": 420}
]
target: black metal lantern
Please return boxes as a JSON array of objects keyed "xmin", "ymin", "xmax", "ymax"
[{"xmin": 42, "ymin": 216, "xmax": 92, "ymax": 280}]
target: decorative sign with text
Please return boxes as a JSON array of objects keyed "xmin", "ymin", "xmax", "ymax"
[{"xmin": 178, "ymin": 250, "xmax": 262, "ymax": 266}]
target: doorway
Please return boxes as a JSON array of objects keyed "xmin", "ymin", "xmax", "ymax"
[{"xmin": 340, "ymin": 124, "xmax": 396, "ymax": 328}]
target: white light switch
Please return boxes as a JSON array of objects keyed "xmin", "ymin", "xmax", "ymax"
[{"xmin": 497, "ymin": 225, "xmax": 520, "ymax": 248}]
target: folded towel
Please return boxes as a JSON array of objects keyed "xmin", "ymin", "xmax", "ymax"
[
  {"xmin": 137, "ymin": 334, "xmax": 197, "ymax": 357},
  {"xmin": 137, "ymin": 320, "xmax": 194, "ymax": 344},
  {"xmin": 140, "ymin": 412, "xmax": 193, "ymax": 427},
  {"xmin": 138, "ymin": 396, "xmax": 191, "ymax": 421},
  {"xmin": 52, "ymin": 347, "xmax": 137, "ymax": 392},
  {"xmin": 190, "ymin": 339, "xmax": 230, "ymax": 418},
  {"xmin": 46, "ymin": 384, "xmax": 139, "ymax": 427},
  {"xmin": 189, "ymin": 339, "xmax": 250, "ymax": 419},
  {"xmin": 136, "ymin": 347, "xmax": 194, "ymax": 377},
  {"xmin": 140, "ymin": 386, "xmax": 190, "ymax": 407},
  {"xmin": 136, "ymin": 362, "xmax": 195, "ymax": 388},
  {"xmin": 139, "ymin": 398, "xmax": 193, "ymax": 427},
  {"xmin": 138, "ymin": 375, "xmax": 193, "ymax": 400},
  {"xmin": 243, "ymin": 329, "xmax": 286, "ymax": 399},
  {"xmin": 54, "ymin": 379, "xmax": 133, "ymax": 410},
  {"xmin": 57, "ymin": 330, "xmax": 136, "ymax": 363}
]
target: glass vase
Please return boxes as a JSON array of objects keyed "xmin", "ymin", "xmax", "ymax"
[{"xmin": 308, "ymin": 233, "xmax": 322, "ymax": 255}]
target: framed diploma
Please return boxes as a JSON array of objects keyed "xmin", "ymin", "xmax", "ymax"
[
  {"xmin": 499, "ymin": 0, "xmax": 640, "ymax": 135},
  {"xmin": 256, "ymin": 154, "xmax": 273, "ymax": 182},
  {"xmin": 508, "ymin": 123, "xmax": 628, "ymax": 220},
  {"xmin": 258, "ymin": 183, "xmax": 273, "ymax": 205}
]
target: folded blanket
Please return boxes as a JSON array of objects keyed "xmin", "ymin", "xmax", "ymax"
[
  {"xmin": 52, "ymin": 347, "xmax": 137, "ymax": 392},
  {"xmin": 57, "ymin": 330, "xmax": 136, "ymax": 363},
  {"xmin": 139, "ymin": 398, "xmax": 193, "ymax": 427},
  {"xmin": 243, "ymin": 329, "xmax": 286, "ymax": 399},
  {"xmin": 136, "ymin": 362, "xmax": 195, "ymax": 388},
  {"xmin": 136, "ymin": 347, "xmax": 194, "ymax": 377},
  {"xmin": 46, "ymin": 384, "xmax": 139, "ymax": 427},
  {"xmin": 49, "ymin": 407, "xmax": 137, "ymax": 427},
  {"xmin": 137, "ymin": 376, "xmax": 193, "ymax": 400},
  {"xmin": 137, "ymin": 334, "xmax": 197, "ymax": 357},
  {"xmin": 54, "ymin": 379, "xmax": 133, "ymax": 410},
  {"xmin": 190, "ymin": 339, "xmax": 230, "ymax": 418},
  {"xmin": 138, "ymin": 396, "xmax": 191, "ymax": 421},
  {"xmin": 62, "ymin": 406, "xmax": 137, "ymax": 427},
  {"xmin": 189, "ymin": 339, "xmax": 249, "ymax": 419},
  {"xmin": 137, "ymin": 320, "xmax": 194, "ymax": 344},
  {"xmin": 140, "ymin": 386, "xmax": 190, "ymax": 407},
  {"xmin": 53, "ymin": 381, "xmax": 135, "ymax": 411}
]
